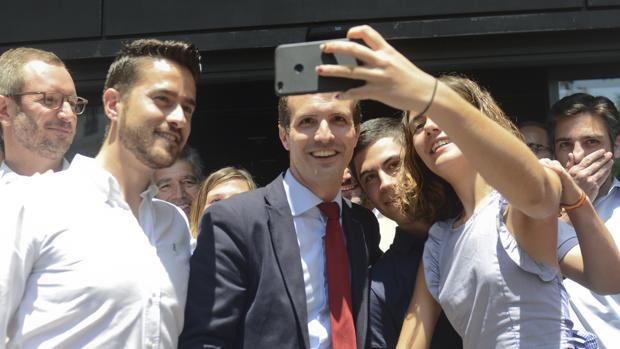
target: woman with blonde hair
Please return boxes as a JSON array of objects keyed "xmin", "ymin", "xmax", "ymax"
[
  {"xmin": 189, "ymin": 166, "xmax": 256, "ymax": 239},
  {"xmin": 317, "ymin": 26, "xmax": 619, "ymax": 348}
]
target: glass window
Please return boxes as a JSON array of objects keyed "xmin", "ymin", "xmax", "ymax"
[{"xmin": 558, "ymin": 78, "xmax": 620, "ymax": 106}]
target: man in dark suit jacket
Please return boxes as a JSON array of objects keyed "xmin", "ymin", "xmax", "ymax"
[{"xmin": 179, "ymin": 93, "xmax": 381, "ymax": 349}]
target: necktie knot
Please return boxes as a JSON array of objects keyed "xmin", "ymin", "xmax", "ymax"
[{"xmin": 318, "ymin": 202, "xmax": 340, "ymax": 220}]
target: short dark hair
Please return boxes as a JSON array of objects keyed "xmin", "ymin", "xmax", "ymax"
[
  {"xmin": 517, "ymin": 120, "xmax": 550, "ymax": 142},
  {"xmin": 517, "ymin": 120, "xmax": 548, "ymax": 131},
  {"xmin": 350, "ymin": 117, "xmax": 404, "ymax": 180},
  {"xmin": 104, "ymin": 39, "xmax": 202, "ymax": 98},
  {"xmin": 548, "ymin": 93, "xmax": 620, "ymax": 145},
  {"xmin": 277, "ymin": 95, "xmax": 362, "ymax": 130},
  {"xmin": 178, "ymin": 145, "xmax": 204, "ymax": 181}
]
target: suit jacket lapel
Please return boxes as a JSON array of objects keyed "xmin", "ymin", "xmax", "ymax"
[
  {"xmin": 265, "ymin": 176, "xmax": 310, "ymax": 349},
  {"xmin": 341, "ymin": 202, "xmax": 369, "ymax": 349}
]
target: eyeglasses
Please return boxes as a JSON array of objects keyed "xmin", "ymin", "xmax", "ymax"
[
  {"xmin": 526, "ymin": 143, "xmax": 552, "ymax": 155},
  {"xmin": 8, "ymin": 91, "xmax": 88, "ymax": 115}
]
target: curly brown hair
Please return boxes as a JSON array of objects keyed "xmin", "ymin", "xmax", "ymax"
[{"xmin": 398, "ymin": 74, "xmax": 522, "ymax": 223}]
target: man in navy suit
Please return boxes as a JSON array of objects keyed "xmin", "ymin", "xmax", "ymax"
[{"xmin": 179, "ymin": 93, "xmax": 380, "ymax": 349}]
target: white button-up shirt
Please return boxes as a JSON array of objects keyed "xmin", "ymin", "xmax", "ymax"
[
  {"xmin": 0, "ymin": 159, "xmax": 70, "ymax": 187},
  {"xmin": 0, "ymin": 155, "xmax": 191, "ymax": 348},
  {"xmin": 564, "ymin": 177, "xmax": 620, "ymax": 349},
  {"xmin": 283, "ymin": 170, "xmax": 349, "ymax": 349}
]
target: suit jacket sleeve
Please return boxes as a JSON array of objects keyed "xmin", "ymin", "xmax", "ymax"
[{"xmin": 179, "ymin": 202, "xmax": 251, "ymax": 349}]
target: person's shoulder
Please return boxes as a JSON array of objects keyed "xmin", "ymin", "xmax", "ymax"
[
  {"xmin": 0, "ymin": 170, "xmax": 79, "ymax": 241},
  {"xmin": 1, "ymin": 169, "xmax": 72, "ymax": 206},
  {"xmin": 605, "ymin": 182, "xmax": 620, "ymax": 205},
  {"xmin": 216, "ymin": 186, "xmax": 267, "ymax": 210},
  {"xmin": 151, "ymin": 198, "xmax": 191, "ymax": 249},
  {"xmin": 152, "ymin": 197, "xmax": 188, "ymax": 221},
  {"xmin": 197, "ymin": 187, "xmax": 271, "ymax": 249},
  {"xmin": 205, "ymin": 186, "xmax": 269, "ymax": 224},
  {"xmin": 349, "ymin": 201, "xmax": 377, "ymax": 221},
  {"xmin": 348, "ymin": 201, "xmax": 380, "ymax": 231},
  {"xmin": 372, "ymin": 234, "xmax": 423, "ymax": 277}
]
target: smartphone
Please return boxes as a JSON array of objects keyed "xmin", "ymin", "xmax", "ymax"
[{"xmin": 274, "ymin": 39, "xmax": 365, "ymax": 96}]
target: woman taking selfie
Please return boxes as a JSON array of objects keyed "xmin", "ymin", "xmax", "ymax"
[{"xmin": 317, "ymin": 25, "xmax": 617, "ymax": 348}]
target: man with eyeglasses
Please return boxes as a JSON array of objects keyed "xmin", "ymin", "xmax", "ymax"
[
  {"xmin": 518, "ymin": 121, "xmax": 553, "ymax": 159},
  {"xmin": 0, "ymin": 39, "xmax": 201, "ymax": 348},
  {"xmin": 0, "ymin": 47, "xmax": 87, "ymax": 186},
  {"xmin": 153, "ymin": 145, "xmax": 204, "ymax": 216}
]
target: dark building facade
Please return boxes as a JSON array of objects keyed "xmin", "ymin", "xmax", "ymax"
[{"xmin": 2, "ymin": 1, "xmax": 620, "ymax": 183}]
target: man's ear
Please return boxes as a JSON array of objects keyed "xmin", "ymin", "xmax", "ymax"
[
  {"xmin": 0, "ymin": 95, "xmax": 12, "ymax": 127},
  {"xmin": 278, "ymin": 124, "xmax": 290, "ymax": 151},
  {"xmin": 102, "ymin": 88, "xmax": 122, "ymax": 122},
  {"xmin": 614, "ymin": 134, "xmax": 620, "ymax": 159}
]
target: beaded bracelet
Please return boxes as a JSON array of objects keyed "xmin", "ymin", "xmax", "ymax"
[{"xmin": 561, "ymin": 190, "xmax": 587, "ymax": 211}]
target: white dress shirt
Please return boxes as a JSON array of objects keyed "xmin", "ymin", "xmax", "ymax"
[
  {"xmin": 0, "ymin": 159, "xmax": 69, "ymax": 187},
  {"xmin": 0, "ymin": 155, "xmax": 191, "ymax": 349},
  {"xmin": 283, "ymin": 170, "xmax": 350, "ymax": 349},
  {"xmin": 372, "ymin": 209, "xmax": 398, "ymax": 252},
  {"xmin": 564, "ymin": 177, "xmax": 620, "ymax": 349}
]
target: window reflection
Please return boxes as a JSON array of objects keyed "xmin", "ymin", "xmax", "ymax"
[{"xmin": 558, "ymin": 78, "xmax": 620, "ymax": 106}]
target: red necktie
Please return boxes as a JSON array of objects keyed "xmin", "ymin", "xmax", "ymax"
[{"xmin": 317, "ymin": 202, "xmax": 357, "ymax": 349}]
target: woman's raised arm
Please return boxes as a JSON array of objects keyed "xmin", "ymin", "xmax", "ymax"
[{"xmin": 318, "ymin": 25, "xmax": 562, "ymax": 219}]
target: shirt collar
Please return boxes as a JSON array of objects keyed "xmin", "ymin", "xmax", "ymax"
[
  {"xmin": 69, "ymin": 155, "xmax": 122, "ymax": 206},
  {"xmin": 142, "ymin": 182, "xmax": 159, "ymax": 201},
  {"xmin": 597, "ymin": 177, "xmax": 620, "ymax": 202},
  {"xmin": 69, "ymin": 154, "xmax": 154, "ymax": 209},
  {"xmin": 0, "ymin": 161, "xmax": 20, "ymax": 185},
  {"xmin": 282, "ymin": 169, "xmax": 343, "ymax": 217},
  {"xmin": 0, "ymin": 158, "xmax": 69, "ymax": 184},
  {"xmin": 610, "ymin": 177, "xmax": 620, "ymax": 192},
  {"xmin": 60, "ymin": 158, "xmax": 70, "ymax": 170}
]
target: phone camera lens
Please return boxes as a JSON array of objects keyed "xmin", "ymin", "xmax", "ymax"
[{"xmin": 294, "ymin": 64, "xmax": 304, "ymax": 73}]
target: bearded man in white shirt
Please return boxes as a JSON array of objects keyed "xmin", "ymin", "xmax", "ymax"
[
  {"xmin": 0, "ymin": 39, "xmax": 201, "ymax": 348},
  {"xmin": 0, "ymin": 48, "xmax": 85, "ymax": 186}
]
